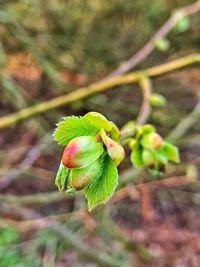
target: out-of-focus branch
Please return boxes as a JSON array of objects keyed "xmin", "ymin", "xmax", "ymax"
[
  {"xmin": 137, "ymin": 76, "xmax": 152, "ymax": 125},
  {"xmin": 107, "ymin": 0, "xmax": 200, "ymax": 78},
  {"xmin": 167, "ymin": 102, "xmax": 200, "ymax": 143},
  {"xmin": 110, "ymin": 174, "xmax": 196, "ymax": 205},
  {"xmin": 102, "ymin": 216, "xmax": 154, "ymax": 262},
  {"xmin": 0, "ymin": 54, "xmax": 200, "ymax": 129},
  {"xmin": 0, "ymin": 191, "xmax": 72, "ymax": 205}
]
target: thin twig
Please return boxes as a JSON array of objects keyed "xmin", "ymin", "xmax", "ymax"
[
  {"xmin": 137, "ymin": 76, "xmax": 152, "ymax": 125},
  {"xmin": 107, "ymin": 0, "xmax": 200, "ymax": 78},
  {"xmin": 167, "ymin": 102, "xmax": 200, "ymax": 143},
  {"xmin": 0, "ymin": 191, "xmax": 72, "ymax": 205},
  {"xmin": 0, "ymin": 54, "xmax": 200, "ymax": 129}
]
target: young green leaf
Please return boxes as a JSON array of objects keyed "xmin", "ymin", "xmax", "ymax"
[
  {"xmin": 160, "ymin": 142, "xmax": 180, "ymax": 163},
  {"xmin": 54, "ymin": 116, "xmax": 98, "ymax": 145},
  {"xmin": 84, "ymin": 112, "xmax": 112, "ymax": 132},
  {"xmin": 109, "ymin": 121, "xmax": 121, "ymax": 142},
  {"xmin": 55, "ymin": 162, "xmax": 70, "ymax": 192},
  {"xmin": 85, "ymin": 154, "xmax": 118, "ymax": 211}
]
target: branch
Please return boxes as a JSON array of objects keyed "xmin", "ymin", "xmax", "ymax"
[
  {"xmin": 0, "ymin": 54, "xmax": 200, "ymax": 129},
  {"xmin": 137, "ymin": 76, "xmax": 152, "ymax": 125},
  {"xmin": 107, "ymin": 0, "xmax": 200, "ymax": 78},
  {"xmin": 167, "ymin": 102, "xmax": 200, "ymax": 143},
  {"xmin": 0, "ymin": 191, "xmax": 72, "ymax": 205}
]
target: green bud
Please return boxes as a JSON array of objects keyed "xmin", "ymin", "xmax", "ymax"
[
  {"xmin": 62, "ymin": 136, "xmax": 104, "ymax": 169},
  {"xmin": 130, "ymin": 143, "xmax": 144, "ymax": 167},
  {"xmin": 150, "ymin": 94, "xmax": 167, "ymax": 107},
  {"xmin": 156, "ymin": 152, "xmax": 168, "ymax": 166},
  {"xmin": 175, "ymin": 16, "xmax": 190, "ymax": 32},
  {"xmin": 141, "ymin": 132, "xmax": 164, "ymax": 150},
  {"xmin": 155, "ymin": 38, "xmax": 170, "ymax": 52},
  {"xmin": 142, "ymin": 149, "xmax": 157, "ymax": 168},
  {"xmin": 71, "ymin": 159, "xmax": 100, "ymax": 191},
  {"xmin": 120, "ymin": 121, "xmax": 136, "ymax": 138},
  {"xmin": 141, "ymin": 124, "xmax": 155, "ymax": 134},
  {"xmin": 128, "ymin": 138, "xmax": 137, "ymax": 149},
  {"xmin": 100, "ymin": 129, "xmax": 124, "ymax": 166}
]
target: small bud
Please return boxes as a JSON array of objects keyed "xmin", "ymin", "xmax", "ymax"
[
  {"xmin": 141, "ymin": 132, "xmax": 164, "ymax": 150},
  {"xmin": 142, "ymin": 149, "xmax": 156, "ymax": 168},
  {"xmin": 150, "ymin": 94, "xmax": 167, "ymax": 107},
  {"xmin": 130, "ymin": 143, "xmax": 144, "ymax": 168},
  {"xmin": 141, "ymin": 124, "xmax": 155, "ymax": 134},
  {"xmin": 100, "ymin": 129, "xmax": 124, "ymax": 166},
  {"xmin": 156, "ymin": 152, "xmax": 168, "ymax": 170},
  {"xmin": 128, "ymin": 138, "xmax": 137, "ymax": 149},
  {"xmin": 175, "ymin": 16, "xmax": 190, "ymax": 32},
  {"xmin": 155, "ymin": 38, "xmax": 170, "ymax": 52},
  {"xmin": 62, "ymin": 136, "xmax": 103, "ymax": 169},
  {"xmin": 71, "ymin": 159, "xmax": 100, "ymax": 191},
  {"xmin": 120, "ymin": 121, "xmax": 136, "ymax": 138}
]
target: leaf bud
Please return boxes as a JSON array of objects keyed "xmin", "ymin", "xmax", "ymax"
[
  {"xmin": 62, "ymin": 136, "xmax": 103, "ymax": 169},
  {"xmin": 141, "ymin": 132, "xmax": 164, "ymax": 150}
]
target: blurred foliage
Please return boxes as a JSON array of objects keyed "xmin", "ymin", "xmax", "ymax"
[{"xmin": 0, "ymin": 0, "xmax": 167, "ymax": 75}]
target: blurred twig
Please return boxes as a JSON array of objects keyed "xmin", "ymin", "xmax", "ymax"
[
  {"xmin": 0, "ymin": 191, "xmax": 72, "ymax": 205},
  {"xmin": 137, "ymin": 76, "xmax": 152, "ymax": 126},
  {"xmin": 0, "ymin": 134, "xmax": 52, "ymax": 189},
  {"xmin": 102, "ymin": 215, "xmax": 154, "ymax": 263},
  {"xmin": 0, "ymin": 54, "xmax": 200, "ymax": 129},
  {"xmin": 167, "ymin": 102, "xmax": 200, "ymax": 143},
  {"xmin": 107, "ymin": 0, "xmax": 200, "ymax": 78}
]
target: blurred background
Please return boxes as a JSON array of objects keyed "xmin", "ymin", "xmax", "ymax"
[{"xmin": 0, "ymin": 0, "xmax": 200, "ymax": 266}]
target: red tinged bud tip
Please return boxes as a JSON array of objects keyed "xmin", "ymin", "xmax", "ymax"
[
  {"xmin": 61, "ymin": 136, "xmax": 104, "ymax": 169},
  {"xmin": 62, "ymin": 142, "xmax": 79, "ymax": 168}
]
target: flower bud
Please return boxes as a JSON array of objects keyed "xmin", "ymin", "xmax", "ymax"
[
  {"xmin": 71, "ymin": 159, "xmax": 100, "ymax": 191},
  {"xmin": 62, "ymin": 136, "xmax": 103, "ymax": 169},
  {"xmin": 141, "ymin": 132, "xmax": 164, "ymax": 150}
]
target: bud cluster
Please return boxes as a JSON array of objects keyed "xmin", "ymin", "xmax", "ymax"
[
  {"xmin": 130, "ymin": 124, "xmax": 180, "ymax": 175},
  {"xmin": 54, "ymin": 112, "xmax": 124, "ymax": 193}
]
